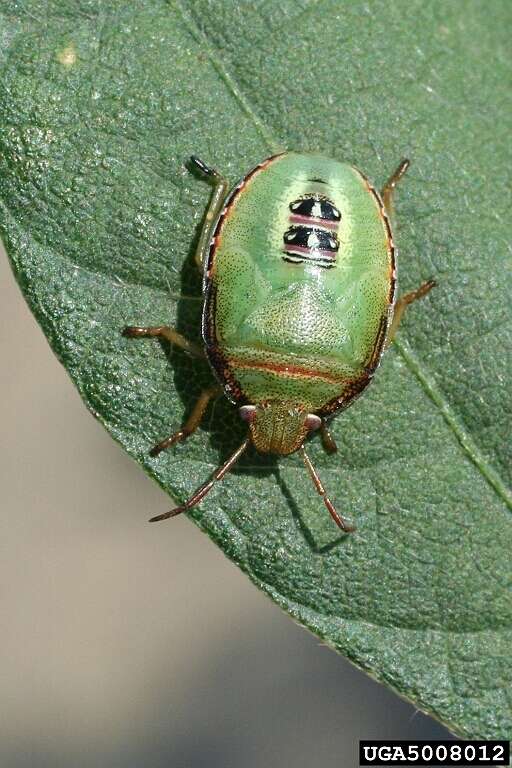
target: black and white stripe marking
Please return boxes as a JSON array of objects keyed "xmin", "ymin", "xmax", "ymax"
[{"xmin": 283, "ymin": 193, "xmax": 341, "ymax": 268}]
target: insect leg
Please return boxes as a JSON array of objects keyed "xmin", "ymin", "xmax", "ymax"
[
  {"xmin": 381, "ymin": 158, "xmax": 410, "ymax": 220},
  {"xmin": 149, "ymin": 385, "xmax": 222, "ymax": 456},
  {"xmin": 386, "ymin": 279, "xmax": 436, "ymax": 348},
  {"xmin": 122, "ymin": 324, "xmax": 204, "ymax": 358},
  {"xmin": 149, "ymin": 438, "xmax": 250, "ymax": 521},
  {"xmin": 319, "ymin": 421, "xmax": 338, "ymax": 454},
  {"xmin": 190, "ymin": 156, "xmax": 229, "ymax": 272},
  {"xmin": 301, "ymin": 447, "xmax": 355, "ymax": 533}
]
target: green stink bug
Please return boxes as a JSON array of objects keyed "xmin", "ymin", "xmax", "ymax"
[{"xmin": 124, "ymin": 152, "xmax": 435, "ymax": 532}]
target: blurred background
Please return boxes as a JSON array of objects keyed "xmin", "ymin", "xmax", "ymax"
[{"xmin": 1, "ymin": 246, "xmax": 450, "ymax": 767}]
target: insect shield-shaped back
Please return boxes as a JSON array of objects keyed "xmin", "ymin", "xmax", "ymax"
[{"xmin": 125, "ymin": 151, "xmax": 427, "ymax": 536}]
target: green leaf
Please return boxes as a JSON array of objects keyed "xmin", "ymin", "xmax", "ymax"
[{"xmin": 1, "ymin": 0, "xmax": 511, "ymax": 739}]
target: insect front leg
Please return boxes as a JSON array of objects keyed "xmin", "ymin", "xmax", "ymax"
[
  {"xmin": 149, "ymin": 384, "xmax": 222, "ymax": 456},
  {"xmin": 386, "ymin": 279, "xmax": 436, "ymax": 347},
  {"xmin": 319, "ymin": 421, "xmax": 338, "ymax": 454},
  {"xmin": 190, "ymin": 156, "xmax": 229, "ymax": 272}
]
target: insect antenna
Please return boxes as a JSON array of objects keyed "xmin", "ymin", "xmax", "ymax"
[
  {"xmin": 149, "ymin": 438, "xmax": 250, "ymax": 522},
  {"xmin": 300, "ymin": 446, "xmax": 355, "ymax": 533}
]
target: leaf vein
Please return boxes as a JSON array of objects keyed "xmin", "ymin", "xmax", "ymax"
[
  {"xmin": 395, "ymin": 338, "xmax": 512, "ymax": 511},
  {"xmin": 175, "ymin": 0, "xmax": 282, "ymax": 154}
]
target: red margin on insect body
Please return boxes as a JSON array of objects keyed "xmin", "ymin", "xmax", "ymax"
[
  {"xmin": 202, "ymin": 153, "xmax": 286, "ymax": 404},
  {"xmin": 318, "ymin": 168, "xmax": 396, "ymax": 418}
]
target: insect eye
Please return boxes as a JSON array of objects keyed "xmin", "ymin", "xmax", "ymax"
[
  {"xmin": 305, "ymin": 414, "xmax": 322, "ymax": 431},
  {"xmin": 239, "ymin": 405, "xmax": 257, "ymax": 423}
]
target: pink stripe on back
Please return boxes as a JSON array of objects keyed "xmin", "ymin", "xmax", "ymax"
[{"xmin": 289, "ymin": 214, "xmax": 339, "ymax": 230}]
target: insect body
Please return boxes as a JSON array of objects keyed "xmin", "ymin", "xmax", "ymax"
[{"xmin": 124, "ymin": 152, "xmax": 435, "ymax": 531}]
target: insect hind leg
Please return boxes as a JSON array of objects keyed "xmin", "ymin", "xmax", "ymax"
[
  {"xmin": 386, "ymin": 279, "xmax": 436, "ymax": 347},
  {"xmin": 190, "ymin": 156, "xmax": 229, "ymax": 272},
  {"xmin": 381, "ymin": 158, "xmax": 410, "ymax": 220}
]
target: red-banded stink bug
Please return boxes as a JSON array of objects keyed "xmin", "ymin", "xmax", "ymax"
[{"xmin": 124, "ymin": 153, "xmax": 434, "ymax": 531}]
